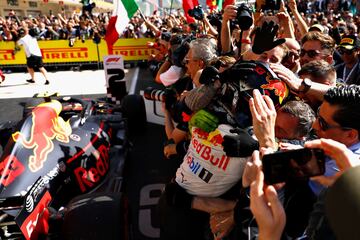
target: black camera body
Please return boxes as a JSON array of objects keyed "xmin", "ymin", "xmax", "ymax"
[
  {"xmin": 262, "ymin": 0, "xmax": 281, "ymax": 10},
  {"xmin": 188, "ymin": 5, "xmax": 204, "ymax": 21},
  {"xmin": 207, "ymin": 12, "xmax": 223, "ymax": 30},
  {"xmin": 235, "ymin": 4, "xmax": 253, "ymax": 30}
]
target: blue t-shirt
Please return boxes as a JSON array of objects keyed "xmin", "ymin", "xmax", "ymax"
[{"xmin": 309, "ymin": 141, "xmax": 360, "ymax": 196}]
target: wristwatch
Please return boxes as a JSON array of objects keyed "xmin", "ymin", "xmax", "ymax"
[{"xmin": 299, "ymin": 78, "xmax": 312, "ymax": 93}]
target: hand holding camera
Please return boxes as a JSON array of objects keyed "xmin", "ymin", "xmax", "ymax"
[
  {"xmin": 222, "ymin": 5, "xmax": 237, "ymax": 22},
  {"xmin": 188, "ymin": 5, "xmax": 204, "ymax": 21},
  {"xmin": 304, "ymin": 139, "xmax": 360, "ymax": 187}
]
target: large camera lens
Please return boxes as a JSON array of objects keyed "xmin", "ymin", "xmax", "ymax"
[
  {"xmin": 144, "ymin": 87, "xmax": 166, "ymax": 102},
  {"xmin": 236, "ymin": 4, "xmax": 253, "ymax": 30}
]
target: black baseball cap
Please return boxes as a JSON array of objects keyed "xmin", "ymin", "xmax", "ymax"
[{"xmin": 338, "ymin": 35, "xmax": 360, "ymax": 50}]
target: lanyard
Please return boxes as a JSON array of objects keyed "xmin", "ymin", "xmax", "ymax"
[{"xmin": 343, "ymin": 61, "xmax": 359, "ymax": 83}]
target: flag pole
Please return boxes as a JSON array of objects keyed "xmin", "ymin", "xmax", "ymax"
[{"xmin": 170, "ymin": 0, "xmax": 174, "ymax": 14}]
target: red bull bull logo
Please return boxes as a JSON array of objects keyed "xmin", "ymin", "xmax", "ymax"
[
  {"xmin": 12, "ymin": 100, "xmax": 72, "ymax": 172},
  {"xmin": 260, "ymin": 77, "xmax": 289, "ymax": 104},
  {"xmin": 192, "ymin": 128, "xmax": 224, "ymax": 147}
]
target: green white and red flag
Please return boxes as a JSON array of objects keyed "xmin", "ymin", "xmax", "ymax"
[{"xmin": 105, "ymin": 0, "xmax": 139, "ymax": 52}]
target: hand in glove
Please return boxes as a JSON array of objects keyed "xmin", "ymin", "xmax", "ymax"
[
  {"xmin": 189, "ymin": 109, "xmax": 219, "ymax": 133},
  {"xmin": 252, "ymin": 21, "xmax": 285, "ymax": 55},
  {"xmin": 222, "ymin": 128, "xmax": 259, "ymax": 157}
]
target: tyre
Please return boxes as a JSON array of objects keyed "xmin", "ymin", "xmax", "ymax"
[
  {"xmin": 121, "ymin": 94, "xmax": 146, "ymax": 134},
  {"xmin": 62, "ymin": 192, "xmax": 129, "ymax": 240}
]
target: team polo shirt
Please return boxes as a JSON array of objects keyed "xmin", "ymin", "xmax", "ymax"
[{"xmin": 176, "ymin": 124, "xmax": 249, "ymax": 197}]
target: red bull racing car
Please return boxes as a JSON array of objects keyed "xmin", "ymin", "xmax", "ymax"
[{"xmin": 0, "ymin": 93, "xmax": 146, "ymax": 239}]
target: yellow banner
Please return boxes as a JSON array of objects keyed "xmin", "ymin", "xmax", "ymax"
[
  {"xmin": 0, "ymin": 38, "xmax": 155, "ymax": 65},
  {"xmin": 110, "ymin": 38, "xmax": 156, "ymax": 61}
]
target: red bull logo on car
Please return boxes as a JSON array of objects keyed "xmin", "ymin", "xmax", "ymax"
[
  {"xmin": 12, "ymin": 100, "xmax": 72, "ymax": 172},
  {"xmin": 260, "ymin": 76, "xmax": 289, "ymax": 104}
]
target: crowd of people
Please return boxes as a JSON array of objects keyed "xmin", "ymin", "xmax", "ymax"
[
  {"xmin": 143, "ymin": 0, "xmax": 360, "ymax": 240},
  {"xmin": 0, "ymin": 7, "xmax": 107, "ymax": 43}
]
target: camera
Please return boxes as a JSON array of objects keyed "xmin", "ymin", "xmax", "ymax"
[
  {"xmin": 144, "ymin": 87, "xmax": 166, "ymax": 102},
  {"xmin": 235, "ymin": 4, "xmax": 253, "ymax": 30},
  {"xmin": 188, "ymin": 5, "xmax": 204, "ymax": 21},
  {"xmin": 144, "ymin": 87, "xmax": 178, "ymax": 112},
  {"xmin": 207, "ymin": 12, "xmax": 222, "ymax": 27},
  {"xmin": 261, "ymin": 0, "xmax": 281, "ymax": 10},
  {"xmin": 262, "ymin": 148, "xmax": 326, "ymax": 184}
]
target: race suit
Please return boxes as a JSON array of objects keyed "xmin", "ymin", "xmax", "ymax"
[{"xmin": 175, "ymin": 124, "xmax": 249, "ymax": 197}]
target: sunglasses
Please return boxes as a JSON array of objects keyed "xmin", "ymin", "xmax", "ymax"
[
  {"xmin": 300, "ymin": 49, "xmax": 322, "ymax": 58},
  {"xmin": 316, "ymin": 108, "xmax": 353, "ymax": 131},
  {"xmin": 338, "ymin": 48, "xmax": 354, "ymax": 55}
]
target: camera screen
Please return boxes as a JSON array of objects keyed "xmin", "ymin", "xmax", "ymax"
[{"xmin": 263, "ymin": 148, "xmax": 325, "ymax": 184}]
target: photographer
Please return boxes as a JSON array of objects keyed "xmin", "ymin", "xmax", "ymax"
[
  {"xmin": 220, "ymin": 4, "xmax": 254, "ymax": 57},
  {"xmin": 188, "ymin": 6, "xmax": 218, "ymax": 37},
  {"xmin": 162, "ymin": 37, "xmax": 217, "ymax": 144},
  {"xmin": 155, "ymin": 33, "xmax": 187, "ymax": 86},
  {"xmin": 249, "ymin": 137, "xmax": 360, "ymax": 240}
]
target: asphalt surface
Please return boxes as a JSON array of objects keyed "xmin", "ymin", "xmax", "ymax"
[{"xmin": 0, "ymin": 66, "xmax": 172, "ymax": 240}]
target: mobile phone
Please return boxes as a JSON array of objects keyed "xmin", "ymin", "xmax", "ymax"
[{"xmin": 262, "ymin": 148, "xmax": 325, "ymax": 185}]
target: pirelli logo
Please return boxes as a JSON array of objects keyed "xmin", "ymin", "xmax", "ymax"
[
  {"xmin": 0, "ymin": 50, "xmax": 15, "ymax": 61},
  {"xmin": 41, "ymin": 47, "xmax": 88, "ymax": 60},
  {"xmin": 341, "ymin": 38, "xmax": 354, "ymax": 45},
  {"xmin": 111, "ymin": 46, "xmax": 155, "ymax": 57}
]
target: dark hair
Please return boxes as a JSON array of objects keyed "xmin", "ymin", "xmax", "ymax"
[
  {"xmin": 301, "ymin": 31, "xmax": 335, "ymax": 55},
  {"xmin": 298, "ymin": 60, "xmax": 336, "ymax": 85},
  {"xmin": 279, "ymin": 100, "xmax": 316, "ymax": 138},
  {"xmin": 324, "ymin": 85, "xmax": 360, "ymax": 138}
]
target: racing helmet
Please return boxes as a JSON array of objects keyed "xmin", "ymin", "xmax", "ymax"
[
  {"xmin": 221, "ymin": 60, "xmax": 289, "ymax": 108},
  {"xmin": 219, "ymin": 60, "xmax": 290, "ymax": 128}
]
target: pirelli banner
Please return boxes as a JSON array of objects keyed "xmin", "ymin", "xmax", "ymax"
[{"xmin": 0, "ymin": 38, "xmax": 155, "ymax": 65}]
